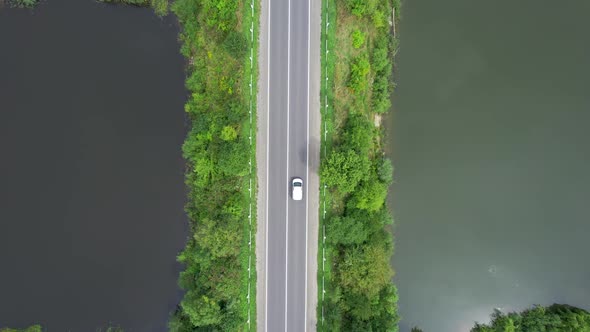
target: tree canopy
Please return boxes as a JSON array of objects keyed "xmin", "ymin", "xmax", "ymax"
[{"xmin": 471, "ymin": 304, "xmax": 590, "ymax": 332}]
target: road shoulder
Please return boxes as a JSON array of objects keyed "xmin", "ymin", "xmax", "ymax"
[
  {"xmin": 256, "ymin": 0, "xmax": 270, "ymax": 328},
  {"xmin": 307, "ymin": 0, "xmax": 322, "ymax": 329}
]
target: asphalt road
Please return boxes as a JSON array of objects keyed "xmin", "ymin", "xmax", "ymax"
[{"xmin": 264, "ymin": 0, "xmax": 312, "ymax": 329}]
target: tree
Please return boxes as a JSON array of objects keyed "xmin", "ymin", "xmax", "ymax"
[
  {"xmin": 349, "ymin": 177, "xmax": 388, "ymax": 212},
  {"xmin": 322, "ymin": 150, "xmax": 369, "ymax": 193},
  {"xmin": 217, "ymin": 140, "xmax": 249, "ymax": 176},
  {"xmin": 326, "ymin": 215, "xmax": 369, "ymax": 245},
  {"xmin": 471, "ymin": 304, "xmax": 590, "ymax": 332},
  {"xmin": 181, "ymin": 293, "xmax": 222, "ymax": 327},
  {"xmin": 195, "ymin": 218, "xmax": 241, "ymax": 258},
  {"xmin": 341, "ymin": 113, "xmax": 374, "ymax": 155},
  {"xmin": 222, "ymin": 191, "xmax": 246, "ymax": 221},
  {"xmin": 338, "ymin": 244, "xmax": 392, "ymax": 298},
  {"xmin": 370, "ymin": 284, "xmax": 400, "ymax": 331}
]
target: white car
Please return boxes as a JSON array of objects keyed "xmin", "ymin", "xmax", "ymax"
[{"xmin": 292, "ymin": 177, "xmax": 303, "ymax": 201}]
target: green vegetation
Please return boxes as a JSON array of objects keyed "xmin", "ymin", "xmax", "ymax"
[
  {"xmin": 471, "ymin": 304, "xmax": 590, "ymax": 332},
  {"xmin": 168, "ymin": 0, "xmax": 258, "ymax": 330},
  {"xmin": 318, "ymin": 0, "xmax": 400, "ymax": 330},
  {"xmin": 99, "ymin": 0, "xmax": 169, "ymax": 16},
  {"xmin": 351, "ymin": 29, "xmax": 365, "ymax": 49},
  {"xmin": 8, "ymin": 0, "xmax": 38, "ymax": 8},
  {"xmin": 0, "ymin": 326, "xmax": 41, "ymax": 332}
]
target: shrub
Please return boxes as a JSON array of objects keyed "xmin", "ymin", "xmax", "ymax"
[
  {"xmin": 371, "ymin": 35, "xmax": 390, "ymax": 72},
  {"xmin": 345, "ymin": 0, "xmax": 377, "ymax": 18},
  {"xmin": 220, "ymin": 125, "xmax": 238, "ymax": 141},
  {"xmin": 351, "ymin": 29, "xmax": 365, "ymax": 49},
  {"xmin": 337, "ymin": 244, "xmax": 392, "ymax": 297},
  {"xmin": 322, "ymin": 149, "xmax": 369, "ymax": 194},
  {"xmin": 223, "ymin": 32, "xmax": 249, "ymax": 59},
  {"xmin": 326, "ymin": 215, "xmax": 369, "ymax": 245},
  {"xmin": 377, "ymin": 157, "xmax": 394, "ymax": 184},
  {"xmin": 371, "ymin": 9, "xmax": 386, "ymax": 28},
  {"xmin": 372, "ymin": 73, "xmax": 392, "ymax": 114},
  {"xmin": 349, "ymin": 177, "xmax": 388, "ymax": 212},
  {"xmin": 217, "ymin": 140, "xmax": 249, "ymax": 177},
  {"xmin": 202, "ymin": 0, "xmax": 238, "ymax": 32},
  {"xmin": 180, "ymin": 292, "xmax": 223, "ymax": 327},
  {"xmin": 341, "ymin": 113, "xmax": 374, "ymax": 155},
  {"xmin": 151, "ymin": 0, "xmax": 168, "ymax": 15},
  {"xmin": 348, "ymin": 55, "xmax": 370, "ymax": 93},
  {"xmin": 195, "ymin": 218, "xmax": 241, "ymax": 258}
]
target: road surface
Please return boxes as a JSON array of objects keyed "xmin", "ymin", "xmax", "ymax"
[{"xmin": 256, "ymin": 0, "xmax": 321, "ymax": 329}]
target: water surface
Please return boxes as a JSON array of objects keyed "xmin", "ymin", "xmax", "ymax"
[
  {"xmin": 0, "ymin": 1, "xmax": 187, "ymax": 330},
  {"xmin": 388, "ymin": 1, "xmax": 590, "ymax": 331}
]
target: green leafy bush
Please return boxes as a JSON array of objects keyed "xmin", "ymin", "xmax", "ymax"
[
  {"xmin": 341, "ymin": 113, "xmax": 374, "ymax": 155},
  {"xmin": 321, "ymin": 149, "xmax": 369, "ymax": 194},
  {"xmin": 326, "ymin": 215, "xmax": 369, "ymax": 245},
  {"xmin": 220, "ymin": 125, "xmax": 238, "ymax": 141},
  {"xmin": 150, "ymin": 0, "xmax": 168, "ymax": 15},
  {"xmin": 223, "ymin": 32, "xmax": 249, "ymax": 59},
  {"xmin": 202, "ymin": 0, "xmax": 238, "ymax": 32},
  {"xmin": 349, "ymin": 176, "xmax": 388, "ymax": 211},
  {"xmin": 348, "ymin": 55, "xmax": 370, "ymax": 93},
  {"xmin": 345, "ymin": 0, "xmax": 377, "ymax": 18},
  {"xmin": 378, "ymin": 157, "xmax": 394, "ymax": 184},
  {"xmin": 351, "ymin": 29, "xmax": 365, "ymax": 49}
]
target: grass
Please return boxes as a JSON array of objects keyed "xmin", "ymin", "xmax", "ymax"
[
  {"xmin": 237, "ymin": 0, "xmax": 260, "ymax": 329},
  {"xmin": 317, "ymin": 0, "xmax": 337, "ymax": 329}
]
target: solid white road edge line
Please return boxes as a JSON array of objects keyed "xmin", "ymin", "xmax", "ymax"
[
  {"xmin": 304, "ymin": 0, "xmax": 311, "ymax": 329},
  {"xmin": 264, "ymin": 0, "xmax": 271, "ymax": 329}
]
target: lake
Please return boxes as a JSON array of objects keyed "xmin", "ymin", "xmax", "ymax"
[
  {"xmin": 388, "ymin": 0, "xmax": 590, "ymax": 331},
  {"xmin": 0, "ymin": 1, "xmax": 187, "ymax": 330},
  {"xmin": 387, "ymin": 0, "xmax": 590, "ymax": 332}
]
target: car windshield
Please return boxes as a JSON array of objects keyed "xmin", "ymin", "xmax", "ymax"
[{"xmin": 294, "ymin": 182, "xmax": 302, "ymax": 187}]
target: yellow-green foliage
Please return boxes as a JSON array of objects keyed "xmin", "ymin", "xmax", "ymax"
[{"xmin": 0, "ymin": 326, "xmax": 42, "ymax": 332}]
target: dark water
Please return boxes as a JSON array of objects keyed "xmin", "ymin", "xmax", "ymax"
[
  {"xmin": 0, "ymin": 1, "xmax": 187, "ymax": 330},
  {"xmin": 388, "ymin": 1, "xmax": 590, "ymax": 331}
]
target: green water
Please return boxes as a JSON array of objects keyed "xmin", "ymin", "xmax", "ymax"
[{"xmin": 388, "ymin": 1, "xmax": 590, "ymax": 331}]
